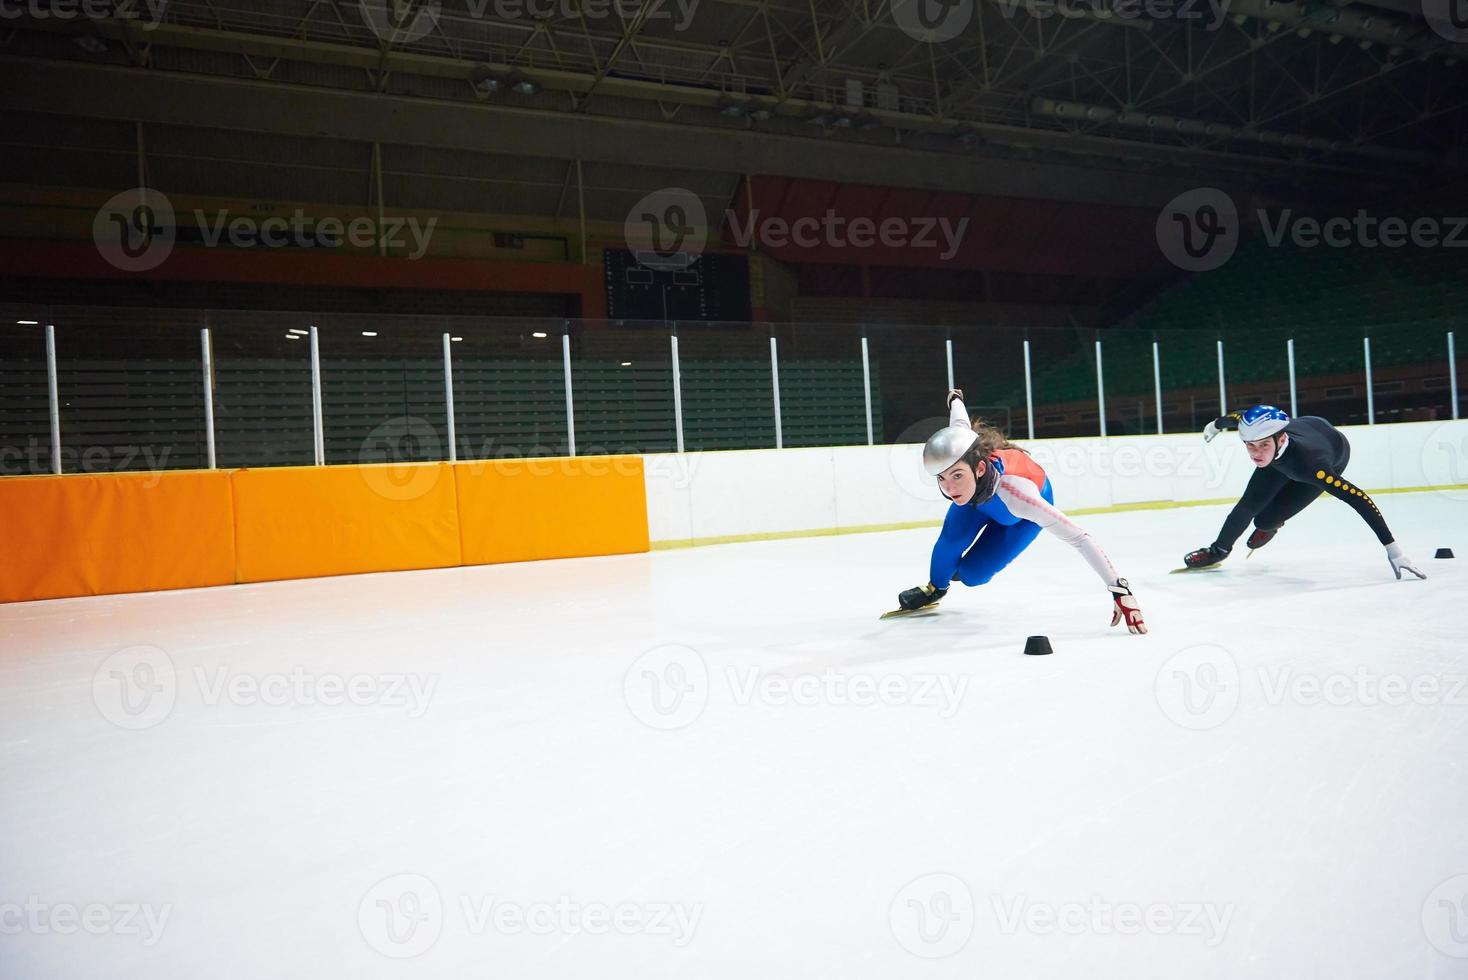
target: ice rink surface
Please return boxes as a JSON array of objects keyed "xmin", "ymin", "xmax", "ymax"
[{"xmin": 2, "ymin": 489, "xmax": 1467, "ymax": 979}]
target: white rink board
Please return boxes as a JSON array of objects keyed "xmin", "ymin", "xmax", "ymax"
[{"xmin": 644, "ymin": 420, "xmax": 1468, "ymax": 545}]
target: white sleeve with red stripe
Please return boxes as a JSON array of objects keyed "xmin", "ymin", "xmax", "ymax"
[{"xmin": 995, "ymin": 475, "xmax": 1122, "ymax": 586}]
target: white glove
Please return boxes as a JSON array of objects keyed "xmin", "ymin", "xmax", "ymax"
[
  {"xmin": 1386, "ymin": 542, "xmax": 1426, "ymax": 580},
  {"xmin": 946, "ymin": 388, "xmax": 965, "ymax": 407},
  {"xmin": 1108, "ymin": 579, "xmax": 1148, "ymax": 634},
  {"xmin": 1203, "ymin": 419, "xmax": 1221, "ymax": 443}
]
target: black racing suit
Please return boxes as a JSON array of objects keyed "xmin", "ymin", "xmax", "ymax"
[{"xmin": 1211, "ymin": 415, "xmax": 1394, "ymax": 552}]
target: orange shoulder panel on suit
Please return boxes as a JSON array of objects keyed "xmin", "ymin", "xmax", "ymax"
[{"xmin": 995, "ymin": 448, "xmax": 1048, "ymax": 489}]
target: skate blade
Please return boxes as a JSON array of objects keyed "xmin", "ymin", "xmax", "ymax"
[
  {"xmin": 1170, "ymin": 565, "xmax": 1224, "ymax": 574},
  {"xmin": 879, "ymin": 605, "xmax": 942, "ymax": 620}
]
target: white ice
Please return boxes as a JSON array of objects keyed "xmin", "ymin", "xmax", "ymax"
[{"xmin": 2, "ymin": 489, "xmax": 1467, "ymax": 979}]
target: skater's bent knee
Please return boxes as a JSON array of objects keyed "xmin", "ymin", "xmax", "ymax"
[{"xmin": 956, "ymin": 566, "xmax": 998, "ymax": 587}]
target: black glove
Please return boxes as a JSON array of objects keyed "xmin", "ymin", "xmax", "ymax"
[
  {"xmin": 1184, "ymin": 544, "xmax": 1231, "ymax": 568},
  {"xmin": 898, "ymin": 583, "xmax": 948, "ymax": 611}
]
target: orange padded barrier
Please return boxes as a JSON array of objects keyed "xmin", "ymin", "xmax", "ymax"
[
  {"xmin": 232, "ymin": 462, "xmax": 462, "ymax": 584},
  {"xmin": 455, "ymin": 455, "xmax": 650, "ymax": 565},
  {"xmin": 0, "ymin": 470, "xmax": 236, "ymax": 603}
]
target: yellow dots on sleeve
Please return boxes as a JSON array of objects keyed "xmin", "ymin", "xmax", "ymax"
[{"xmin": 1316, "ymin": 470, "xmax": 1327, "ymax": 480}]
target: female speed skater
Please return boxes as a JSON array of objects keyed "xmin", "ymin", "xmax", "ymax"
[
  {"xmin": 1181, "ymin": 405, "xmax": 1426, "ymax": 579},
  {"xmin": 895, "ymin": 390, "xmax": 1148, "ymax": 634}
]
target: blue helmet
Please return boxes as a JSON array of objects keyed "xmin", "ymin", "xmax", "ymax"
[{"xmin": 1238, "ymin": 405, "xmax": 1290, "ymax": 441}]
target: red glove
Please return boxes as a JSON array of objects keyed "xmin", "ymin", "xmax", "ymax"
[{"xmin": 1108, "ymin": 579, "xmax": 1147, "ymax": 635}]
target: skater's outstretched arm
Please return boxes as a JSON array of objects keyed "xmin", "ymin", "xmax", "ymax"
[
  {"xmin": 992, "ymin": 476, "xmax": 1147, "ymax": 633},
  {"xmin": 947, "ymin": 389, "xmax": 971, "ymax": 429},
  {"xmin": 927, "ymin": 503, "xmax": 983, "ymax": 591},
  {"xmin": 993, "ymin": 476, "xmax": 1119, "ymax": 584},
  {"xmin": 1307, "ymin": 469, "xmax": 1425, "ymax": 579}
]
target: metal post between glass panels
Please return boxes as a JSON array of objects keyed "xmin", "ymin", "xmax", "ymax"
[
  {"xmin": 1449, "ymin": 331, "xmax": 1459, "ymax": 421},
  {"xmin": 1216, "ymin": 339, "xmax": 1227, "ymax": 415},
  {"xmin": 1151, "ymin": 339, "xmax": 1164, "ymax": 435},
  {"xmin": 562, "ymin": 330, "xmax": 576, "ymax": 457},
  {"xmin": 309, "ymin": 325, "xmax": 325, "ymax": 466},
  {"xmin": 769, "ymin": 335, "xmax": 783, "ymax": 450},
  {"xmin": 1363, "ymin": 336, "xmax": 1374, "ymax": 425},
  {"xmin": 860, "ymin": 335, "xmax": 874, "ymax": 446},
  {"xmin": 201, "ymin": 326, "xmax": 217, "ymax": 469},
  {"xmin": 670, "ymin": 333, "xmax": 685, "ymax": 454},
  {"xmin": 1095, "ymin": 338, "xmax": 1106, "ymax": 438},
  {"xmin": 442, "ymin": 333, "xmax": 457, "ymax": 462},
  {"xmin": 1022, "ymin": 338, "xmax": 1035, "ymax": 440},
  {"xmin": 1287, "ymin": 338, "xmax": 1298, "ymax": 416},
  {"xmin": 45, "ymin": 322, "xmax": 60, "ymax": 475}
]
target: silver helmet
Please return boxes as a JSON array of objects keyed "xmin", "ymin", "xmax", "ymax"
[{"xmin": 922, "ymin": 425, "xmax": 980, "ymax": 476}]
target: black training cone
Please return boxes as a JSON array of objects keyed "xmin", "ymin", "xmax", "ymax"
[
  {"xmin": 1024, "ymin": 635, "xmax": 1053, "ymax": 656},
  {"xmin": 1436, "ymin": 548, "xmax": 1455, "ymax": 559}
]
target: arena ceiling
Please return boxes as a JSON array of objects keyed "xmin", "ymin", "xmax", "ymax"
[{"xmin": 2, "ymin": 0, "xmax": 1466, "ymax": 225}]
